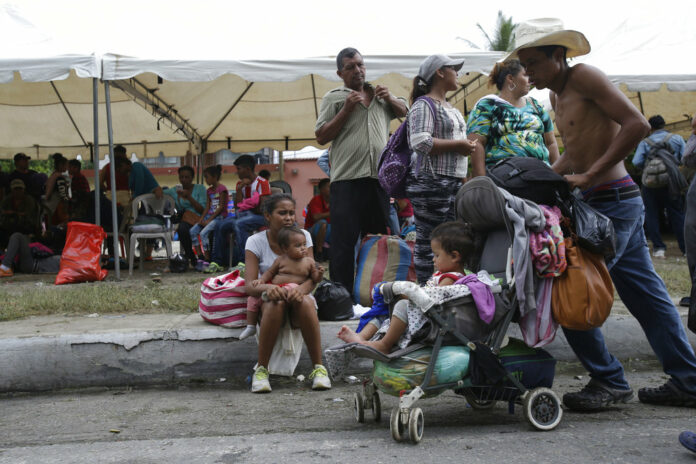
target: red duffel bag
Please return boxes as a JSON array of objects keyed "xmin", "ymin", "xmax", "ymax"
[{"xmin": 55, "ymin": 221, "xmax": 108, "ymax": 285}]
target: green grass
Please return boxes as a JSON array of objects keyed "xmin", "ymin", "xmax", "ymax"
[
  {"xmin": 652, "ymin": 258, "xmax": 691, "ymax": 299},
  {"xmin": 0, "ymin": 241, "xmax": 689, "ymax": 322},
  {"xmin": 0, "ymin": 277, "xmax": 201, "ymax": 322}
]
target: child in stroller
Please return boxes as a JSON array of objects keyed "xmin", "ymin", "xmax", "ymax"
[
  {"xmin": 338, "ymin": 221, "xmax": 477, "ymax": 354},
  {"xmin": 324, "ymin": 176, "xmax": 563, "ymax": 443}
]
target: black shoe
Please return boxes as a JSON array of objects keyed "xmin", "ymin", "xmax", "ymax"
[
  {"xmin": 679, "ymin": 296, "xmax": 691, "ymax": 307},
  {"xmin": 563, "ymin": 379, "xmax": 633, "ymax": 411},
  {"xmin": 638, "ymin": 381, "xmax": 696, "ymax": 407}
]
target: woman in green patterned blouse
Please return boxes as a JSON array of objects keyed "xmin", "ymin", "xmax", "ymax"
[{"xmin": 466, "ymin": 59, "xmax": 560, "ymax": 177}]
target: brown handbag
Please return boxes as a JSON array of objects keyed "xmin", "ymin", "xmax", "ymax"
[
  {"xmin": 180, "ymin": 210, "xmax": 201, "ymax": 226},
  {"xmin": 551, "ymin": 237, "xmax": 614, "ymax": 330}
]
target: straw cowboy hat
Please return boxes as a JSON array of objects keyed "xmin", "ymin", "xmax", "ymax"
[{"xmin": 507, "ymin": 18, "xmax": 591, "ymax": 60}]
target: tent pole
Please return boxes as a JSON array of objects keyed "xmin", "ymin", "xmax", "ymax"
[
  {"xmin": 637, "ymin": 91, "xmax": 645, "ymax": 115},
  {"xmin": 92, "ymin": 78, "xmax": 100, "ymax": 227},
  {"xmin": 104, "ymin": 81, "xmax": 121, "ymax": 280}
]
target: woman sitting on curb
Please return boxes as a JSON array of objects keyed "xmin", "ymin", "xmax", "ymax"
[{"xmin": 243, "ymin": 193, "xmax": 331, "ymax": 393}]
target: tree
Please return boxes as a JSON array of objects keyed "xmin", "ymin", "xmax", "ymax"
[{"xmin": 477, "ymin": 11, "xmax": 517, "ymax": 52}]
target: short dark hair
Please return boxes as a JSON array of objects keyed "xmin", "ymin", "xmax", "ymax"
[
  {"xmin": 318, "ymin": 178, "xmax": 330, "ymax": 190},
  {"xmin": 258, "ymin": 169, "xmax": 271, "ymax": 180},
  {"xmin": 430, "ymin": 221, "xmax": 476, "ymax": 267},
  {"xmin": 233, "ymin": 154, "xmax": 256, "ymax": 170},
  {"xmin": 51, "ymin": 153, "xmax": 67, "ymax": 171},
  {"xmin": 114, "ymin": 145, "xmax": 127, "ymax": 157},
  {"xmin": 178, "ymin": 165, "xmax": 195, "ymax": 177},
  {"xmin": 537, "ymin": 45, "xmax": 567, "ymax": 60},
  {"xmin": 337, "ymin": 47, "xmax": 361, "ymax": 71},
  {"xmin": 648, "ymin": 115, "xmax": 666, "ymax": 130},
  {"xmin": 68, "ymin": 159, "xmax": 81, "ymax": 169},
  {"xmin": 203, "ymin": 164, "xmax": 222, "ymax": 180},
  {"xmin": 277, "ymin": 226, "xmax": 305, "ymax": 250},
  {"xmin": 115, "ymin": 157, "xmax": 131, "ymax": 170}
]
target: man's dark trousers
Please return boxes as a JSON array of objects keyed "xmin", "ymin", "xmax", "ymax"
[{"xmin": 330, "ymin": 178, "xmax": 390, "ymax": 299}]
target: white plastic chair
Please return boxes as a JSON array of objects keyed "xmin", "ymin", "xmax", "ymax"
[{"xmin": 128, "ymin": 193, "xmax": 176, "ymax": 275}]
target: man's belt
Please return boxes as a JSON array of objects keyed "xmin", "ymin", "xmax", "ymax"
[{"xmin": 586, "ymin": 184, "xmax": 641, "ymax": 203}]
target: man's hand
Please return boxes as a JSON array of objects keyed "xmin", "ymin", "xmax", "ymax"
[
  {"xmin": 343, "ymin": 91, "xmax": 364, "ymax": 113},
  {"xmin": 564, "ymin": 173, "xmax": 593, "ymax": 191},
  {"xmin": 237, "ymin": 178, "xmax": 252, "ymax": 189},
  {"xmin": 178, "ymin": 189, "xmax": 191, "ymax": 200},
  {"xmin": 251, "ymin": 279, "xmax": 263, "ymax": 287},
  {"xmin": 374, "ymin": 85, "xmax": 391, "ymax": 102}
]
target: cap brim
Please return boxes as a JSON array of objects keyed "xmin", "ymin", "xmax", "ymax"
[
  {"xmin": 505, "ymin": 30, "xmax": 590, "ymax": 61},
  {"xmin": 445, "ymin": 58, "xmax": 465, "ymax": 71}
]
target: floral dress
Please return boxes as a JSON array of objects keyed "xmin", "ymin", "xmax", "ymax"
[{"xmin": 467, "ymin": 95, "xmax": 554, "ymax": 166}]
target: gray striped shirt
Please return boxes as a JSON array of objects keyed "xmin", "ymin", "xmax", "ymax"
[
  {"xmin": 315, "ymin": 86, "xmax": 407, "ymax": 182},
  {"xmin": 407, "ymin": 98, "xmax": 468, "ymax": 178}
]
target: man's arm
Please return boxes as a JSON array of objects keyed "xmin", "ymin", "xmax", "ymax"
[
  {"xmin": 673, "ymin": 135, "xmax": 686, "ymax": 160},
  {"xmin": 308, "ymin": 197, "xmax": 329, "ymax": 222},
  {"xmin": 544, "ymin": 132, "xmax": 560, "ymax": 164},
  {"xmin": 187, "ymin": 188, "xmax": 205, "ymax": 214},
  {"xmin": 551, "ymin": 151, "xmax": 574, "ymax": 175},
  {"xmin": 316, "ymin": 151, "xmax": 331, "ymax": 176},
  {"xmin": 632, "ymin": 140, "xmax": 648, "ymax": 169},
  {"xmin": 563, "ymin": 65, "xmax": 650, "ymax": 189},
  {"xmin": 315, "ymin": 91, "xmax": 362, "ymax": 145},
  {"xmin": 375, "ymin": 85, "xmax": 408, "ymax": 118}
]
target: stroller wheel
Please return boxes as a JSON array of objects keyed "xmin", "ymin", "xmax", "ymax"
[
  {"xmin": 354, "ymin": 392, "xmax": 365, "ymax": 423},
  {"xmin": 371, "ymin": 391, "xmax": 382, "ymax": 422},
  {"xmin": 523, "ymin": 387, "xmax": 563, "ymax": 431},
  {"xmin": 390, "ymin": 408, "xmax": 405, "ymax": 442},
  {"xmin": 464, "ymin": 392, "xmax": 496, "ymax": 410},
  {"xmin": 407, "ymin": 408, "xmax": 424, "ymax": 444}
]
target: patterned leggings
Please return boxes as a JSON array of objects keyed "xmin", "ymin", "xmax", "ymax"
[{"xmin": 406, "ymin": 169, "xmax": 462, "ymax": 284}]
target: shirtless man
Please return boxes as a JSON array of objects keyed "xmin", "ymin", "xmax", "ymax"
[{"xmin": 512, "ymin": 18, "xmax": 696, "ymax": 410}]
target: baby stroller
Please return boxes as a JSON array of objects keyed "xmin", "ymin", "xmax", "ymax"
[{"xmin": 324, "ymin": 176, "xmax": 563, "ymax": 443}]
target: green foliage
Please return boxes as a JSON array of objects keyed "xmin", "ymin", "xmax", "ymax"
[
  {"xmin": 0, "ymin": 159, "xmax": 54, "ymax": 175},
  {"xmin": 477, "ymin": 11, "xmax": 517, "ymax": 52}
]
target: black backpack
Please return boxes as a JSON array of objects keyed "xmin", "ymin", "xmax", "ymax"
[{"xmin": 486, "ymin": 157, "xmax": 570, "ymax": 206}]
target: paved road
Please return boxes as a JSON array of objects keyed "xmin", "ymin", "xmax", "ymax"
[{"xmin": 1, "ymin": 362, "xmax": 694, "ymax": 464}]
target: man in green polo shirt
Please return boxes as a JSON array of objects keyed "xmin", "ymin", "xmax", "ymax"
[{"xmin": 315, "ymin": 47, "xmax": 408, "ymax": 296}]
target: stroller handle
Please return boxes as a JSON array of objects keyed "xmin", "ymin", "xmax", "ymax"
[{"xmin": 379, "ymin": 281, "xmax": 435, "ymax": 312}]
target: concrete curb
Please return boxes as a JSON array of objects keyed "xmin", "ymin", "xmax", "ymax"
[{"xmin": 1, "ymin": 311, "xmax": 694, "ymax": 392}]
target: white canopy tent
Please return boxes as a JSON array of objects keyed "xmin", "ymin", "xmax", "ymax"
[
  {"xmin": 0, "ymin": 3, "xmax": 194, "ymax": 161},
  {"xmin": 576, "ymin": 16, "xmax": 696, "ymax": 136},
  {"xmin": 100, "ymin": 52, "xmax": 505, "ymax": 157}
]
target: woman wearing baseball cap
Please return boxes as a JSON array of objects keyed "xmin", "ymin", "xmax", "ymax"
[{"xmin": 405, "ymin": 54, "xmax": 477, "ymax": 283}]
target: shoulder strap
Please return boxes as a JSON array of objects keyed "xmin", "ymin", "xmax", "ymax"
[
  {"xmin": 646, "ymin": 133, "xmax": 674, "ymax": 149},
  {"xmin": 415, "ymin": 96, "xmax": 438, "ymax": 132}
]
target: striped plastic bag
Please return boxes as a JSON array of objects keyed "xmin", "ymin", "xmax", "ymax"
[
  {"xmin": 199, "ymin": 269, "xmax": 248, "ymax": 328},
  {"xmin": 353, "ymin": 234, "xmax": 417, "ymax": 306}
]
